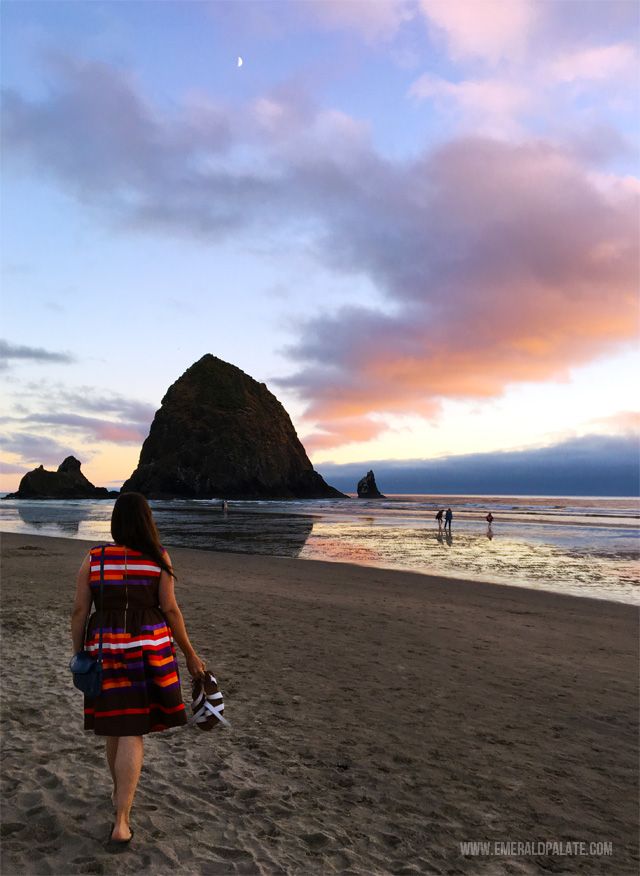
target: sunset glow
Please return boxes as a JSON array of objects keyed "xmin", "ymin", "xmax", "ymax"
[{"xmin": 1, "ymin": 1, "xmax": 638, "ymax": 493}]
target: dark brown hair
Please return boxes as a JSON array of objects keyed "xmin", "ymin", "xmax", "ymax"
[{"xmin": 111, "ymin": 492, "xmax": 175, "ymax": 578}]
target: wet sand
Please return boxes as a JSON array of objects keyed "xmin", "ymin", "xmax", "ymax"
[{"xmin": 1, "ymin": 531, "xmax": 638, "ymax": 875}]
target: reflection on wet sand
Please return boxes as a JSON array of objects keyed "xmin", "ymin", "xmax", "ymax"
[
  {"xmin": 6, "ymin": 501, "xmax": 313, "ymax": 557},
  {"xmin": 16, "ymin": 503, "xmax": 85, "ymax": 536},
  {"xmin": 300, "ymin": 520, "xmax": 638, "ymax": 602},
  {"xmin": 10, "ymin": 502, "xmax": 315, "ymax": 558},
  {"xmin": 153, "ymin": 505, "xmax": 314, "ymax": 558}
]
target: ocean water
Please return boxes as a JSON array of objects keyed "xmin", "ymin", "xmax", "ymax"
[{"xmin": 1, "ymin": 494, "xmax": 638, "ymax": 605}]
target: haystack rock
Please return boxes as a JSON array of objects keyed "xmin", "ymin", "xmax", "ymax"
[
  {"xmin": 4, "ymin": 456, "xmax": 113, "ymax": 499},
  {"xmin": 357, "ymin": 470, "xmax": 385, "ymax": 499},
  {"xmin": 121, "ymin": 354, "xmax": 345, "ymax": 500}
]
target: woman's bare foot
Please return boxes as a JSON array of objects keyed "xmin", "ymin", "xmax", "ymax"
[{"xmin": 111, "ymin": 820, "xmax": 132, "ymax": 842}]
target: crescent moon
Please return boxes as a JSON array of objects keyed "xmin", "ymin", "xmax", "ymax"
[{"xmin": 238, "ymin": 57, "xmax": 243, "ymax": 67}]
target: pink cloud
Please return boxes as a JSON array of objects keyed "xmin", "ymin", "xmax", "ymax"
[
  {"xmin": 2, "ymin": 413, "xmax": 149, "ymax": 447},
  {"xmin": 549, "ymin": 42, "xmax": 637, "ymax": 84},
  {"xmin": 408, "ymin": 74, "xmax": 536, "ymax": 137},
  {"xmin": 91, "ymin": 422, "xmax": 147, "ymax": 443},
  {"xmin": 419, "ymin": 0, "xmax": 538, "ymax": 63}
]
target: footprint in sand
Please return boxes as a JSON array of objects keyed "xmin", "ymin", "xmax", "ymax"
[
  {"xmin": 1, "ymin": 823, "xmax": 26, "ymax": 837},
  {"xmin": 72, "ymin": 857, "xmax": 104, "ymax": 875},
  {"xmin": 213, "ymin": 845, "xmax": 254, "ymax": 861},
  {"xmin": 301, "ymin": 832, "xmax": 331, "ymax": 850}
]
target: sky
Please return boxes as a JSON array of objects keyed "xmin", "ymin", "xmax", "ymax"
[{"xmin": 1, "ymin": 0, "xmax": 638, "ymax": 495}]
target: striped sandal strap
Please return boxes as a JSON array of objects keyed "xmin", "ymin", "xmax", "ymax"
[
  {"xmin": 193, "ymin": 693, "xmax": 230, "ymax": 727},
  {"xmin": 191, "ymin": 672, "xmax": 230, "ymax": 729}
]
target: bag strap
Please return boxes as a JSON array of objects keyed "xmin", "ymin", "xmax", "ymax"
[{"xmin": 96, "ymin": 546, "xmax": 105, "ymax": 667}]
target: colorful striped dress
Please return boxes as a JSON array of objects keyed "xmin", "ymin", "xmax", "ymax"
[{"xmin": 84, "ymin": 543, "xmax": 188, "ymax": 736}]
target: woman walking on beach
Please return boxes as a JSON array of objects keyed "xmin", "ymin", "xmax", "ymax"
[{"xmin": 71, "ymin": 492, "xmax": 205, "ymax": 847}]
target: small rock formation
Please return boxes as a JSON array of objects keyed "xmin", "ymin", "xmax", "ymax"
[
  {"xmin": 357, "ymin": 470, "xmax": 385, "ymax": 499},
  {"xmin": 121, "ymin": 354, "xmax": 346, "ymax": 500},
  {"xmin": 4, "ymin": 456, "xmax": 114, "ymax": 499}
]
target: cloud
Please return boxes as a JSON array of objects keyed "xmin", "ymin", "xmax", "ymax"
[
  {"xmin": 549, "ymin": 42, "xmax": 637, "ymax": 84},
  {"xmin": 407, "ymin": 31, "xmax": 638, "ymax": 142},
  {"xmin": 2, "ymin": 53, "xmax": 236, "ymax": 235},
  {"xmin": 303, "ymin": 415, "xmax": 392, "ymax": 454},
  {"xmin": 17, "ymin": 413, "xmax": 148, "ymax": 445},
  {"xmin": 3, "ymin": 54, "xmax": 638, "ymax": 451},
  {"xmin": 282, "ymin": 136, "xmax": 638, "ymax": 447},
  {"xmin": 316, "ymin": 433, "xmax": 640, "ymax": 497},
  {"xmin": 306, "ymin": 0, "xmax": 412, "ymax": 42},
  {"xmin": 589, "ymin": 410, "xmax": 640, "ymax": 435},
  {"xmin": 1, "ymin": 55, "xmax": 374, "ymax": 244},
  {"xmin": 54, "ymin": 390, "xmax": 156, "ymax": 424},
  {"xmin": 408, "ymin": 74, "xmax": 536, "ymax": 138},
  {"xmin": 0, "ymin": 339, "xmax": 76, "ymax": 367},
  {"xmin": 1, "ymin": 384, "xmax": 156, "ymax": 466},
  {"xmin": 1, "ymin": 388, "xmax": 155, "ymax": 446},
  {"xmin": 0, "ymin": 433, "xmax": 88, "ymax": 466},
  {"xmin": 419, "ymin": 0, "xmax": 538, "ymax": 64},
  {"xmin": 407, "ymin": 0, "xmax": 639, "ymax": 143},
  {"xmin": 0, "ymin": 461, "xmax": 29, "ymax": 476},
  {"xmin": 300, "ymin": 0, "xmax": 540, "ymax": 60}
]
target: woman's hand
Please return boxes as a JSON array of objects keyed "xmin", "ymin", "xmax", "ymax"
[{"xmin": 185, "ymin": 652, "xmax": 206, "ymax": 679}]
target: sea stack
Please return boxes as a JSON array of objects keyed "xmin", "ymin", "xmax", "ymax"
[
  {"xmin": 4, "ymin": 456, "xmax": 113, "ymax": 499},
  {"xmin": 357, "ymin": 470, "xmax": 385, "ymax": 499},
  {"xmin": 121, "ymin": 354, "xmax": 345, "ymax": 500}
]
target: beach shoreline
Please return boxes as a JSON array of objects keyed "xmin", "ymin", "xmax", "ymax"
[
  {"xmin": 1, "ymin": 531, "xmax": 638, "ymax": 875},
  {"xmin": 1, "ymin": 494, "xmax": 637, "ymax": 604}
]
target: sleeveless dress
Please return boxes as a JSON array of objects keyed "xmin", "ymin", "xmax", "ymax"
[{"xmin": 83, "ymin": 543, "xmax": 188, "ymax": 736}]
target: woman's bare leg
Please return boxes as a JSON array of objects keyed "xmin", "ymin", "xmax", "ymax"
[
  {"xmin": 106, "ymin": 737, "xmax": 118, "ymax": 806},
  {"xmin": 111, "ymin": 736, "xmax": 143, "ymax": 841}
]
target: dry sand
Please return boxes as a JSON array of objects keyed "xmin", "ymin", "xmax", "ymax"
[{"xmin": 1, "ymin": 531, "xmax": 638, "ymax": 876}]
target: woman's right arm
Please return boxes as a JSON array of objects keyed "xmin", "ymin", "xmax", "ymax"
[{"xmin": 71, "ymin": 553, "xmax": 92, "ymax": 653}]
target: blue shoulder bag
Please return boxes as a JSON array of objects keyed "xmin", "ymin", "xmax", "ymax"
[{"xmin": 69, "ymin": 546, "xmax": 105, "ymax": 697}]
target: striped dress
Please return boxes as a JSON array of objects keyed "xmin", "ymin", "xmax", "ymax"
[{"xmin": 84, "ymin": 543, "xmax": 188, "ymax": 736}]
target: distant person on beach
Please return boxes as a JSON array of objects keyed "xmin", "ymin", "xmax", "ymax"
[
  {"xmin": 486, "ymin": 512, "xmax": 494, "ymax": 539},
  {"xmin": 444, "ymin": 508, "xmax": 452, "ymax": 532},
  {"xmin": 222, "ymin": 499, "xmax": 228, "ymax": 513},
  {"xmin": 71, "ymin": 492, "xmax": 206, "ymax": 848},
  {"xmin": 435, "ymin": 509, "xmax": 444, "ymax": 530}
]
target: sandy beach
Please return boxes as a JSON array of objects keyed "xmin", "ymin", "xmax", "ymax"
[{"xmin": 1, "ymin": 531, "xmax": 638, "ymax": 876}]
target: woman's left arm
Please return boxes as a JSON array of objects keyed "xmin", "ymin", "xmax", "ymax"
[
  {"xmin": 71, "ymin": 553, "xmax": 92, "ymax": 653},
  {"xmin": 158, "ymin": 552, "xmax": 206, "ymax": 678}
]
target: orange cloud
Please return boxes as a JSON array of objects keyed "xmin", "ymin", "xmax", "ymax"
[
  {"xmin": 303, "ymin": 416, "xmax": 389, "ymax": 454},
  {"xmin": 281, "ymin": 137, "xmax": 639, "ymax": 450}
]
